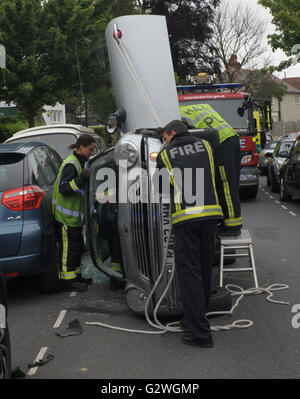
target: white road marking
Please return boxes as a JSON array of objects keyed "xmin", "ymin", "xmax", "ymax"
[
  {"xmin": 275, "ymin": 200, "xmax": 280, "ymax": 204},
  {"xmin": 290, "ymin": 211, "xmax": 297, "ymax": 217},
  {"xmin": 270, "ymin": 196, "xmax": 274, "ymax": 199},
  {"xmin": 27, "ymin": 346, "xmax": 48, "ymax": 376},
  {"xmin": 70, "ymin": 292, "xmax": 77, "ymax": 297},
  {"xmin": 53, "ymin": 310, "xmax": 67, "ymax": 329},
  {"xmin": 281, "ymin": 205, "xmax": 288, "ymax": 210}
]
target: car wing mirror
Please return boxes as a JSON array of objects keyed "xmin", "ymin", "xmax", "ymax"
[{"xmin": 105, "ymin": 108, "xmax": 126, "ymax": 135}]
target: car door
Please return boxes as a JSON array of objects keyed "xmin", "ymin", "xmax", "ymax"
[
  {"xmin": 26, "ymin": 145, "xmax": 59, "ymax": 237},
  {"xmin": 0, "ymin": 153, "xmax": 25, "ymax": 257},
  {"xmin": 85, "ymin": 148, "xmax": 123, "ymax": 280},
  {"xmin": 285, "ymin": 138, "xmax": 300, "ymax": 196},
  {"xmin": 292, "ymin": 138, "xmax": 300, "ymax": 195}
]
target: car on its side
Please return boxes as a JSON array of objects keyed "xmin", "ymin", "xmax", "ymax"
[
  {"xmin": 267, "ymin": 139, "xmax": 295, "ymax": 192},
  {"xmin": 5, "ymin": 124, "xmax": 106, "ymax": 160},
  {"xmin": 280, "ymin": 136, "xmax": 300, "ymax": 201},
  {"xmin": 0, "ymin": 142, "xmax": 62, "ymax": 293},
  {"xmin": 258, "ymin": 140, "xmax": 279, "ymax": 175},
  {"xmin": 0, "ymin": 268, "xmax": 11, "ymax": 379}
]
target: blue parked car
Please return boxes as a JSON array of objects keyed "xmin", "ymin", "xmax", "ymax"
[{"xmin": 0, "ymin": 142, "xmax": 62, "ymax": 293}]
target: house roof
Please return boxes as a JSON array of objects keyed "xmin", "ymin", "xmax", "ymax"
[
  {"xmin": 272, "ymin": 75, "xmax": 300, "ymax": 94},
  {"xmin": 284, "ymin": 77, "xmax": 300, "ymax": 92}
]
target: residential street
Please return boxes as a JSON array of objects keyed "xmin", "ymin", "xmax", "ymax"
[{"xmin": 5, "ymin": 175, "xmax": 300, "ymax": 381}]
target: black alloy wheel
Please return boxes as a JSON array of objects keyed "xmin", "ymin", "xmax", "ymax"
[{"xmin": 280, "ymin": 176, "xmax": 292, "ymax": 201}]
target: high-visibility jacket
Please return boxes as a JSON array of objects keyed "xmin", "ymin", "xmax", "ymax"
[
  {"xmin": 180, "ymin": 104, "xmax": 238, "ymax": 144},
  {"xmin": 156, "ymin": 131, "xmax": 223, "ymax": 226},
  {"xmin": 52, "ymin": 154, "xmax": 85, "ymax": 227}
]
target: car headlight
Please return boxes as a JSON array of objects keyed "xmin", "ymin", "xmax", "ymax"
[
  {"xmin": 241, "ymin": 154, "xmax": 253, "ymax": 164},
  {"xmin": 115, "ymin": 141, "xmax": 139, "ymax": 168}
]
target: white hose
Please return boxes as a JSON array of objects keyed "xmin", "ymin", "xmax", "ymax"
[{"xmin": 86, "ymin": 227, "xmax": 289, "ymax": 334}]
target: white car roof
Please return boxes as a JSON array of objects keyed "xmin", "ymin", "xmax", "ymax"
[{"xmin": 7, "ymin": 124, "xmax": 95, "ymax": 140}]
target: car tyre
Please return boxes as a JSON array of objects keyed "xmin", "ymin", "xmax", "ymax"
[
  {"xmin": 38, "ymin": 237, "xmax": 62, "ymax": 294},
  {"xmin": 244, "ymin": 187, "xmax": 258, "ymax": 199},
  {"xmin": 280, "ymin": 176, "xmax": 292, "ymax": 201},
  {"xmin": 267, "ymin": 169, "xmax": 271, "ymax": 186},
  {"xmin": 270, "ymin": 172, "xmax": 279, "ymax": 193}
]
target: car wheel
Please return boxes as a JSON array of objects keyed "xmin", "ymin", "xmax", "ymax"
[
  {"xmin": 280, "ymin": 177, "xmax": 292, "ymax": 201},
  {"xmin": 38, "ymin": 237, "xmax": 62, "ymax": 294},
  {"xmin": 270, "ymin": 172, "xmax": 279, "ymax": 193},
  {"xmin": 260, "ymin": 167, "xmax": 266, "ymax": 176},
  {"xmin": 0, "ymin": 324, "xmax": 11, "ymax": 379},
  {"xmin": 243, "ymin": 187, "xmax": 257, "ymax": 199},
  {"xmin": 267, "ymin": 169, "xmax": 271, "ymax": 186}
]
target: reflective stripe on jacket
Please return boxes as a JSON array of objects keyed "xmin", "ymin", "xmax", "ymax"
[{"xmin": 156, "ymin": 131, "xmax": 223, "ymax": 226}]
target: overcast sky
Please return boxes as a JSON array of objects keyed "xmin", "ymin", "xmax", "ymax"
[{"xmin": 224, "ymin": 0, "xmax": 300, "ymax": 78}]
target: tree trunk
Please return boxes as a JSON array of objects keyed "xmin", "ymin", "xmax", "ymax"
[{"xmin": 28, "ymin": 112, "xmax": 35, "ymax": 128}]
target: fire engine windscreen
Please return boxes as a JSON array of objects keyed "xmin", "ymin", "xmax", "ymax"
[{"xmin": 180, "ymin": 98, "xmax": 249, "ymax": 131}]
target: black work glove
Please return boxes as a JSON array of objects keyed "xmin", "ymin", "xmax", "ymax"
[
  {"xmin": 76, "ymin": 168, "xmax": 92, "ymax": 188},
  {"xmin": 80, "ymin": 168, "xmax": 92, "ymax": 180}
]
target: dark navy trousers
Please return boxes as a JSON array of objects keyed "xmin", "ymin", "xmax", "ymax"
[{"xmin": 173, "ymin": 219, "xmax": 217, "ymax": 340}]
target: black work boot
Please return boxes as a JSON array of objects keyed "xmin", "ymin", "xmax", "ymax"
[
  {"xmin": 62, "ymin": 279, "xmax": 88, "ymax": 292},
  {"xmin": 77, "ymin": 274, "xmax": 93, "ymax": 285}
]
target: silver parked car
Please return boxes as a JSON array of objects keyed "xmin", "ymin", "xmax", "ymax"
[
  {"xmin": 267, "ymin": 139, "xmax": 295, "ymax": 192},
  {"xmin": 258, "ymin": 140, "xmax": 279, "ymax": 175}
]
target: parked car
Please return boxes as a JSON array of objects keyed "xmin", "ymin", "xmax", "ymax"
[
  {"xmin": 258, "ymin": 140, "xmax": 279, "ymax": 175},
  {"xmin": 265, "ymin": 132, "xmax": 273, "ymax": 143},
  {"xmin": 0, "ymin": 268, "xmax": 11, "ymax": 379},
  {"xmin": 267, "ymin": 139, "xmax": 295, "ymax": 192},
  {"xmin": 5, "ymin": 124, "xmax": 106, "ymax": 160},
  {"xmin": 0, "ymin": 142, "xmax": 62, "ymax": 293},
  {"xmin": 279, "ymin": 132, "xmax": 300, "ymax": 141},
  {"xmin": 280, "ymin": 136, "xmax": 300, "ymax": 201}
]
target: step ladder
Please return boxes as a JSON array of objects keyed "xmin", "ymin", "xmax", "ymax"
[{"xmin": 219, "ymin": 229, "xmax": 258, "ymax": 288}]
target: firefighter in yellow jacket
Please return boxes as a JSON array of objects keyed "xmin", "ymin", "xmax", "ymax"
[
  {"xmin": 181, "ymin": 104, "xmax": 242, "ymax": 236},
  {"xmin": 52, "ymin": 134, "xmax": 96, "ymax": 292},
  {"xmin": 155, "ymin": 120, "xmax": 223, "ymax": 347}
]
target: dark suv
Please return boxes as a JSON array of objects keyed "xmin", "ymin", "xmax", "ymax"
[
  {"xmin": 280, "ymin": 136, "xmax": 300, "ymax": 201},
  {"xmin": 0, "ymin": 142, "xmax": 62, "ymax": 292}
]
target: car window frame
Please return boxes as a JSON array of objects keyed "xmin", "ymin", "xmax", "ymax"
[
  {"xmin": 44, "ymin": 145, "xmax": 63, "ymax": 173},
  {"xmin": 289, "ymin": 138, "xmax": 300, "ymax": 159},
  {"xmin": 26, "ymin": 145, "xmax": 58, "ymax": 187}
]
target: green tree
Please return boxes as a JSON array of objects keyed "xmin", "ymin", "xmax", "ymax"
[
  {"xmin": 135, "ymin": 0, "xmax": 221, "ymax": 81},
  {"xmin": 241, "ymin": 69, "xmax": 286, "ymax": 102},
  {"xmin": 0, "ymin": 0, "xmax": 135, "ymax": 127},
  {"xmin": 0, "ymin": 1, "xmax": 50, "ymax": 126},
  {"xmin": 259, "ymin": 0, "xmax": 300, "ymax": 70}
]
